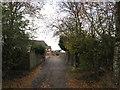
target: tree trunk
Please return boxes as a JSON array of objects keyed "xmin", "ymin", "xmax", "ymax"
[
  {"xmin": 113, "ymin": 2, "xmax": 120, "ymax": 85},
  {"xmin": 75, "ymin": 53, "xmax": 79, "ymax": 67}
]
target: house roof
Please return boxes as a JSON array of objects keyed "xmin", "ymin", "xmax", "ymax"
[
  {"xmin": 46, "ymin": 46, "xmax": 51, "ymax": 49},
  {"xmin": 34, "ymin": 40, "xmax": 48, "ymax": 47}
]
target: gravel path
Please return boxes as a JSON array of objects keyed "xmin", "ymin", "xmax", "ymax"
[{"xmin": 32, "ymin": 56, "xmax": 68, "ymax": 88}]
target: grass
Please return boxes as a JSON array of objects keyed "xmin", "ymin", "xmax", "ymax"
[{"xmin": 68, "ymin": 67, "xmax": 81, "ymax": 73}]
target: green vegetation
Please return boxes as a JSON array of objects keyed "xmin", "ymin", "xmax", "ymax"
[
  {"xmin": 59, "ymin": 35, "xmax": 68, "ymax": 51},
  {"xmin": 56, "ymin": 2, "xmax": 120, "ymax": 84},
  {"xmin": 2, "ymin": 2, "xmax": 29, "ymax": 77},
  {"xmin": 59, "ymin": 33, "xmax": 115, "ymax": 81},
  {"xmin": 32, "ymin": 45, "xmax": 46, "ymax": 55},
  {"xmin": 2, "ymin": 2, "xmax": 43, "ymax": 78}
]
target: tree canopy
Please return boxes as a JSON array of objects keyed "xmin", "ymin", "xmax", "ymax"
[{"xmin": 2, "ymin": 2, "xmax": 44, "ymax": 77}]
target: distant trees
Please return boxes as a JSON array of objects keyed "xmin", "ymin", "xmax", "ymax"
[{"xmin": 56, "ymin": 2, "xmax": 118, "ymax": 83}]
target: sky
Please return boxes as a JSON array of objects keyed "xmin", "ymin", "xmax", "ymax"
[
  {"xmin": 27, "ymin": 0, "xmax": 116, "ymax": 50},
  {"xmin": 32, "ymin": 0, "xmax": 63, "ymax": 50}
]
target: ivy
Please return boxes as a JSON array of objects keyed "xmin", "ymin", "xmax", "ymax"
[{"xmin": 32, "ymin": 45, "xmax": 45, "ymax": 55}]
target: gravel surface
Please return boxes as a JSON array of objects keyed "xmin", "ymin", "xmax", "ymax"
[{"xmin": 32, "ymin": 56, "xmax": 68, "ymax": 88}]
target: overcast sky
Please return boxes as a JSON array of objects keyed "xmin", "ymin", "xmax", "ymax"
[
  {"xmin": 32, "ymin": 0, "xmax": 63, "ymax": 50},
  {"xmin": 25, "ymin": 0, "xmax": 116, "ymax": 50}
]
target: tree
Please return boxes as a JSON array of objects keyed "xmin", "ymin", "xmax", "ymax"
[
  {"xmin": 54, "ymin": 2, "xmax": 116, "ymax": 81},
  {"xmin": 2, "ymin": 2, "xmax": 44, "ymax": 77},
  {"xmin": 113, "ymin": 1, "xmax": 120, "ymax": 85},
  {"xmin": 2, "ymin": 2, "xmax": 29, "ymax": 76},
  {"xmin": 59, "ymin": 35, "xmax": 68, "ymax": 51}
]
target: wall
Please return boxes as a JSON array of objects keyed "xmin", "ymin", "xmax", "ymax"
[
  {"xmin": 60, "ymin": 52, "xmax": 76, "ymax": 67},
  {"xmin": 29, "ymin": 50, "xmax": 45, "ymax": 70}
]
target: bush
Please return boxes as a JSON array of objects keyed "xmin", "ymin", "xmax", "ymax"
[
  {"xmin": 82, "ymin": 71, "xmax": 100, "ymax": 82},
  {"xmin": 32, "ymin": 45, "xmax": 46, "ymax": 55},
  {"xmin": 2, "ymin": 47, "xmax": 30, "ymax": 78}
]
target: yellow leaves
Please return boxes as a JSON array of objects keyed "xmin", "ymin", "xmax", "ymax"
[
  {"xmin": 81, "ymin": 4, "xmax": 87, "ymax": 16},
  {"xmin": 64, "ymin": 41, "xmax": 72, "ymax": 50},
  {"xmin": 77, "ymin": 46, "xmax": 81, "ymax": 49},
  {"xmin": 93, "ymin": 48, "xmax": 97, "ymax": 51}
]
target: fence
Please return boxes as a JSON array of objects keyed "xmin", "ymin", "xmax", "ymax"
[
  {"xmin": 60, "ymin": 52, "xmax": 76, "ymax": 67},
  {"xmin": 29, "ymin": 50, "xmax": 45, "ymax": 70}
]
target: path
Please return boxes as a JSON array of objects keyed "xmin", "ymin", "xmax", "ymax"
[{"xmin": 32, "ymin": 56, "xmax": 68, "ymax": 88}]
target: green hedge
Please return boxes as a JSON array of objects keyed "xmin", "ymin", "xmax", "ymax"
[{"xmin": 32, "ymin": 45, "xmax": 46, "ymax": 55}]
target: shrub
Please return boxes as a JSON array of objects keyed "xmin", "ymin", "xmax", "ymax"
[{"xmin": 32, "ymin": 45, "xmax": 46, "ymax": 55}]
